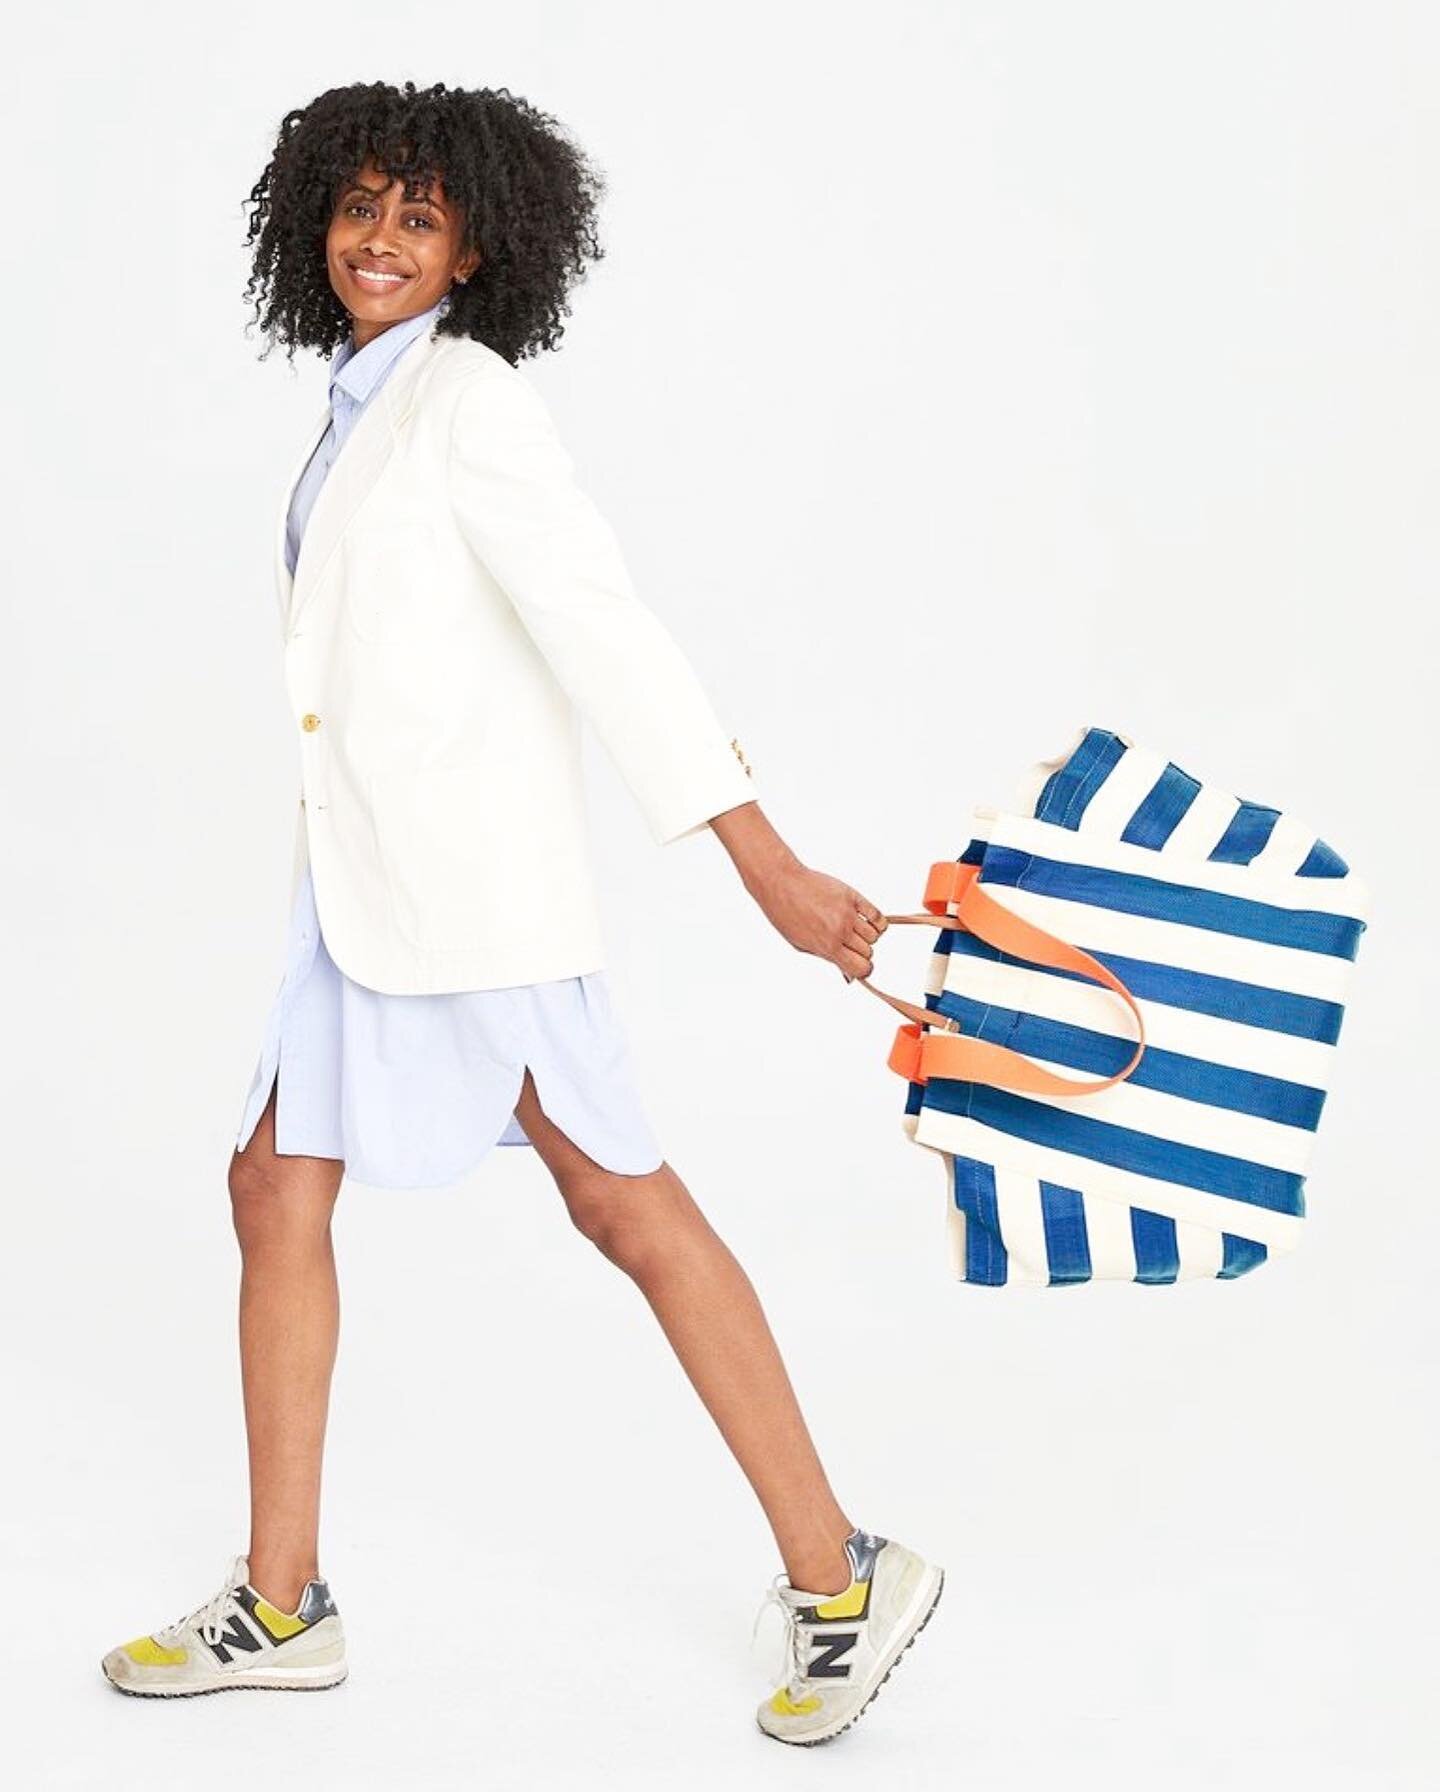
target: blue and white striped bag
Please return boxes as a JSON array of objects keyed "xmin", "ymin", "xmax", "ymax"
[{"xmin": 861, "ymin": 725, "xmax": 1371, "ymax": 1287}]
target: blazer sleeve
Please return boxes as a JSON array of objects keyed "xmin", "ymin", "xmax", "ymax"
[{"xmin": 445, "ymin": 367, "xmax": 758, "ymax": 847}]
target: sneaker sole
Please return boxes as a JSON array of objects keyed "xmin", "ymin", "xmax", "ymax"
[
  {"xmin": 102, "ymin": 1665, "xmax": 347, "ymax": 1698},
  {"xmin": 756, "ymin": 1562, "xmax": 945, "ymax": 1747}
]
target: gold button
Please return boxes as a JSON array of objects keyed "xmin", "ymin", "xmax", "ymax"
[
  {"xmin": 301, "ymin": 713, "xmax": 321, "ymax": 732},
  {"xmin": 730, "ymin": 736, "xmax": 752, "ymax": 777}
]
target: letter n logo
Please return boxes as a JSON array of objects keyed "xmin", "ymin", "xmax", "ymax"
[{"xmin": 806, "ymin": 1629, "xmax": 858, "ymax": 1679}]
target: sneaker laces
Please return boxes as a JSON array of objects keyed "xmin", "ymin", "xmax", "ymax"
[
  {"xmin": 153, "ymin": 1555, "xmax": 250, "ymax": 1648},
  {"xmin": 749, "ymin": 1572, "xmax": 811, "ymax": 1691}
]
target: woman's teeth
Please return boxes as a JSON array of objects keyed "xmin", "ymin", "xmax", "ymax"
[{"xmin": 351, "ymin": 267, "xmax": 410, "ymax": 287}]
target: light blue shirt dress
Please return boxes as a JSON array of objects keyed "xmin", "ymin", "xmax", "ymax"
[{"xmin": 233, "ymin": 296, "xmax": 665, "ymax": 1187}]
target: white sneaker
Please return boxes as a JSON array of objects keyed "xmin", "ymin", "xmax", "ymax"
[
  {"xmin": 101, "ymin": 1554, "xmax": 347, "ymax": 1697},
  {"xmin": 751, "ymin": 1527, "xmax": 944, "ymax": 1745}
]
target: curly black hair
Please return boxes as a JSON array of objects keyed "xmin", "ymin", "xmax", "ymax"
[{"xmin": 242, "ymin": 80, "xmax": 606, "ymax": 366}]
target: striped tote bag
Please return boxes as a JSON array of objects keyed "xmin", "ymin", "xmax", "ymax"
[{"xmin": 858, "ymin": 725, "xmax": 1371, "ymax": 1288}]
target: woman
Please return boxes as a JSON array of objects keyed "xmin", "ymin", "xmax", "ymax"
[{"xmin": 99, "ymin": 80, "xmax": 943, "ymax": 1745}]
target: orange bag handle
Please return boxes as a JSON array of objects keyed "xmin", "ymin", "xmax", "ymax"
[{"xmin": 856, "ymin": 860, "xmax": 1147, "ymax": 1097}]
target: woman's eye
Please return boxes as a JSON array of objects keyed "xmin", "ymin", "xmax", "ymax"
[{"xmin": 339, "ymin": 201, "xmax": 437, "ymax": 229}]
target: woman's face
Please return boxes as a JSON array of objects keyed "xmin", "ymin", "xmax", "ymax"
[{"xmin": 325, "ymin": 156, "xmax": 480, "ymax": 346}]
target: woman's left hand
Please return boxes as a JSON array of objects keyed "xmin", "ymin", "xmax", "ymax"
[{"xmin": 751, "ymin": 860, "xmax": 889, "ymax": 982}]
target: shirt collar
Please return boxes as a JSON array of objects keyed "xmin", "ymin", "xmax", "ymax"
[{"xmin": 328, "ymin": 292, "xmax": 451, "ymax": 411}]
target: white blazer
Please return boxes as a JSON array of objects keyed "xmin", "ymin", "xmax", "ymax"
[{"xmin": 273, "ymin": 325, "xmax": 758, "ymax": 994}]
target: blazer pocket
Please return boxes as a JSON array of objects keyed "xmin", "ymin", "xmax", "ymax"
[{"xmin": 368, "ymin": 761, "xmax": 498, "ymax": 950}]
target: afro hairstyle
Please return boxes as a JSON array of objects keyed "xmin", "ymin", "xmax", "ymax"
[{"xmin": 242, "ymin": 78, "xmax": 607, "ymax": 366}]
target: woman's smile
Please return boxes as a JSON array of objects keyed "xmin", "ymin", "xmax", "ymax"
[{"xmin": 345, "ymin": 261, "xmax": 414, "ymax": 293}]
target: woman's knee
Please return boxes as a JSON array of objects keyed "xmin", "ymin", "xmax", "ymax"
[
  {"xmin": 561, "ymin": 1163, "xmax": 683, "ymax": 1271},
  {"xmin": 562, "ymin": 1175, "xmax": 627, "ymax": 1258},
  {"xmin": 228, "ymin": 1150, "xmax": 341, "ymax": 1255}
]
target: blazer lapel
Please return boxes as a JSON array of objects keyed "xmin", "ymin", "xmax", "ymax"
[
  {"xmin": 272, "ymin": 407, "xmax": 329, "ymax": 632},
  {"xmin": 274, "ymin": 325, "xmax": 445, "ymax": 635}
]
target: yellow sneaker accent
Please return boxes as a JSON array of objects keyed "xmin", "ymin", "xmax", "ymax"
[
  {"xmin": 813, "ymin": 1578, "xmax": 869, "ymax": 1620},
  {"xmin": 252, "ymin": 1596, "xmax": 308, "ymax": 1638},
  {"xmin": 769, "ymin": 1687, "xmax": 822, "ymax": 1716},
  {"xmin": 122, "ymin": 1635, "xmax": 188, "ymax": 1667}
]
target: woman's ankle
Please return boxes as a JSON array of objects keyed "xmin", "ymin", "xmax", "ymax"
[{"xmin": 245, "ymin": 1551, "xmax": 320, "ymax": 1614}]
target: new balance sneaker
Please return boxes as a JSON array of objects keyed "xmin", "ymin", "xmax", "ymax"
[
  {"xmin": 100, "ymin": 1554, "xmax": 347, "ymax": 1697},
  {"xmin": 751, "ymin": 1526, "xmax": 944, "ymax": 1745}
]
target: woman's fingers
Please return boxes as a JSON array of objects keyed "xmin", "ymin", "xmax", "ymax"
[
  {"xmin": 838, "ymin": 891, "xmax": 887, "ymax": 981},
  {"xmin": 838, "ymin": 942, "xmax": 874, "ymax": 982},
  {"xmin": 854, "ymin": 895, "xmax": 888, "ymax": 932},
  {"xmin": 839, "ymin": 931, "xmax": 878, "ymax": 978},
  {"xmin": 844, "ymin": 926, "xmax": 877, "ymax": 965}
]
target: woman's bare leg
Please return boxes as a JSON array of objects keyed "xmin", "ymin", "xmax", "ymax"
[
  {"xmin": 228, "ymin": 1080, "xmax": 346, "ymax": 1612},
  {"xmin": 512, "ymin": 1071, "xmax": 855, "ymax": 1596}
]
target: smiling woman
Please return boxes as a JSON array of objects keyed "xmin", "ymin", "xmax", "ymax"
[{"xmin": 99, "ymin": 78, "xmax": 943, "ymax": 1746}]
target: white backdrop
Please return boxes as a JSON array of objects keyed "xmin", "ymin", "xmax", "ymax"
[{"xmin": 3, "ymin": 3, "xmax": 1434, "ymax": 1788}]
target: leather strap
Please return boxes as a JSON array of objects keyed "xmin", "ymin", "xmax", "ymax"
[{"xmin": 856, "ymin": 859, "xmax": 1147, "ymax": 1096}]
